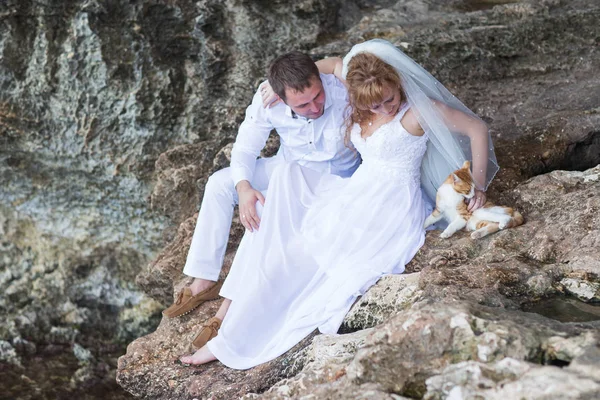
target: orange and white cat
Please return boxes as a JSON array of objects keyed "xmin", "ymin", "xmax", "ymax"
[{"xmin": 423, "ymin": 161, "xmax": 523, "ymax": 239}]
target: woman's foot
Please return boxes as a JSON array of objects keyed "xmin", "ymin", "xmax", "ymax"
[{"xmin": 180, "ymin": 345, "xmax": 217, "ymax": 366}]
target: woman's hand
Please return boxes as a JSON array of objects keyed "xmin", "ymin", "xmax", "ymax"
[
  {"xmin": 260, "ymin": 82, "xmax": 281, "ymax": 109},
  {"xmin": 467, "ymin": 189, "xmax": 486, "ymax": 212}
]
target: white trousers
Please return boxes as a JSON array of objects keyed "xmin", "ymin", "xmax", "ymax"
[{"xmin": 182, "ymin": 156, "xmax": 283, "ymax": 281}]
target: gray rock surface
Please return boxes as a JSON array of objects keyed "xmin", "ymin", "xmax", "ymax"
[
  {"xmin": 2, "ymin": 0, "xmax": 599, "ymax": 399},
  {"xmin": 117, "ymin": 134, "xmax": 600, "ymax": 399},
  {"xmin": 122, "ymin": 0, "xmax": 600, "ymax": 398},
  {"xmin": 0, "ymin": 0, "xmax": 359, "ymax": 397}
]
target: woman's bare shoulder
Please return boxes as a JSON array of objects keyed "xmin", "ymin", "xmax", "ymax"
[{"xmin": 400, "ymin": 108, "xmax": 425, "ymax": 137}]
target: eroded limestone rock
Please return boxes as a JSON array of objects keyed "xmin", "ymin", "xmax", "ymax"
[
  {"xmin": 117, "ymin": 162, "xmax": 600, "ymax": 399},
  {"xmin": 0, "ymin": 0, "xmax": 358, "ymax": 397},
  {"xmin": 3, "ymin": 0, "xmax": 600, "ymax": 398},
  {"xmin": 117, "ymin": 0, "xmax": 600, "ymax": 397}
]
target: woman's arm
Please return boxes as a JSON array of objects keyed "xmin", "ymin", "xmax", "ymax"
[
  {"xmin": 434, "ymin": 101, "xmax": 489, "ymax": 210},
  {"xmin": 315, "ymin": 57, "xmax": 345, "ymax": 84},
  {"xmin": 434, "ymin": 102, "xmax": 488, "ymax": 188},
  {"xmin": 406, "ymin": 100, "xmax": 489, "ymax": 210}
]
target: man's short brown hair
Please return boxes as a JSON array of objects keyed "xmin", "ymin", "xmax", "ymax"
[{"xmin": 268, "ymin": 51, "xmax": 320, "ymax": 102}]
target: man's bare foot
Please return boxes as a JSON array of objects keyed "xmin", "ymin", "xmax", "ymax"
[
  {"xmin": 189, "ymin": 278, "xmax": 216, "ymax": 296},
  {"xmin": 180, "ymin": 346, "xmax": 216, "ymax": 365}
]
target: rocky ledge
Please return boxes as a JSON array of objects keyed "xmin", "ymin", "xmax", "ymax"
[
  {"xmin": 2, "ymin": 0, "xmax": 598, "ymax": 398},
  {"xmin": 117, "ymin": 164, "xmax": 600, "ymax": 399},
  {"xmin": 116, "ymin": 0, "xmax": 600, "ymax": 399},
  {"xmin": 0, "ymin": 0, "xmax": 357, "ymax": 397}
]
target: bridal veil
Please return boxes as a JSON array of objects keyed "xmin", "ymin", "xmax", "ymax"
[{"xmin": 342, "ymin": 39, "xmax": 499, "ymax": 200}]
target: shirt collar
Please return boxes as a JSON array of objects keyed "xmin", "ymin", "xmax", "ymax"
[{"xmin": 285, "ymin": 105, "xmax": 294, "ymax": 118}]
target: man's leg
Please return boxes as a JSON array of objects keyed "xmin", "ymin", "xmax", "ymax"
[
  {"xmin": 163, "ymin": 168, "xmax": 237, "ymax": 317},
  {"xmin": 183, "ymin": 167, "xmax": 237, "ymax": 291},
  {"xmin": 181, "ymin": 157, "xmax": 282, "ymax": 294}
]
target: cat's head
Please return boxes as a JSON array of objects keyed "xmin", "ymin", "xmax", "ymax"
[{"xmin": 451, "ymin": 161, "xmax": 475, "ymax": 199}]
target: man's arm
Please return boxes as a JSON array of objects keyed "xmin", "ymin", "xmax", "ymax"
[{"xmin": 230, "ymin": 90, "xmax": 273, "ymax": 231}]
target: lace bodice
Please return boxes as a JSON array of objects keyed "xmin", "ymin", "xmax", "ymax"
[{"xmin": 351, "ymin": 105, "xmax": 428, "ymax": 185}]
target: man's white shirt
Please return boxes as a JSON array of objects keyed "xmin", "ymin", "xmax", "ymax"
[{"xmin": 230, "ymin": 73, "xmax": 360, "ymax": 187}]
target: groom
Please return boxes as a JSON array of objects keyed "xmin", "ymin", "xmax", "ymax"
[{"xmin": 163, "ymin": 51, "xmax": 359, "ymax": 318}]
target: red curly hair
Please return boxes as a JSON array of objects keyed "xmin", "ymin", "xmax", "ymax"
[{"xmin": 344, "ymin": 53, "xmax": 407, "ymax": 144}]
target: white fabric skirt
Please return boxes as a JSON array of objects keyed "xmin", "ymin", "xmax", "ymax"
[{"xmin": 208, "ymin": 162, "xmax": 428, "ymax": 369}]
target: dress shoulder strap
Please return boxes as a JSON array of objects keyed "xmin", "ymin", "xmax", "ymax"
[{"xmin": 395, "ymin": 102, "xmax": 410, "ymax": 121}]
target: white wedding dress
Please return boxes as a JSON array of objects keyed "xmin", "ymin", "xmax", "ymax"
[{"xmin": 207, "ymin": 104, "xmax": 430, "ymax": 369}]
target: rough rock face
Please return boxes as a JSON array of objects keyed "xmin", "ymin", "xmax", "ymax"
[
  {"xmin": 116, "ymin": 0, "xmax": 600, "ymax": 399},
  {"xmin": 250, "ymin": 161, "xmax": 600, "ymax": 398},
  {"xmin": 314, "ymin": 0, "xmax": 600, "ymax": 199},
  {"xmin": 255, "ymin": 301, "xmax": 599, "ymax": 400},
  {"xmin": 118, "ymin": 163, "xmax": 600, "ymax": 399},
  {"xmin": 0, "ymin": 0, "xmax": 357, "ymax": 397},
  {"xmin": 2, "ymin": 0, "xmax": 599, "ymax": 399}
]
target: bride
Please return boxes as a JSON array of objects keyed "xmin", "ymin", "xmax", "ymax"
[{"xmin": 180, "ymin": 39, "xmax": 498, "ymax": 368}]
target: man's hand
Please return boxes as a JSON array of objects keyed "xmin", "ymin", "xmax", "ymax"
[
  {"xmin": 236, "ymin": 180, "xmax": 265, "ymax": 232},
  {"xmin": 260, "ymin": 82, "xmax": 281, "ymax": 109},
  {"xmin": 467, "ymin": 188, "xmax": 486, "ymax": 212}
]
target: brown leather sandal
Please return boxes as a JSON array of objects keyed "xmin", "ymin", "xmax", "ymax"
[{"xmin": 192, "ymin": 317, "xmax": 222, "ymax": 348}]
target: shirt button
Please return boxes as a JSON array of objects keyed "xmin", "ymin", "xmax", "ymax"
[{"xmin": 309, "ymin": 141, "xmax": 313, "ymax": 144}]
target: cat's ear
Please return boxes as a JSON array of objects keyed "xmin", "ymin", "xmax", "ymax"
[
  {"xmin": 452, "ymin": 173, "xmax": 461, "ymax": 184},
  {"xmin": 462, "ymin": 160, "xmax": 471, "ymax": 170}
]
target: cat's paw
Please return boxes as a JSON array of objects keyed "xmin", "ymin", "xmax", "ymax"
[
  {"xmin": 440, "ymin": 231, "xmax": 453, "ymax": 239},
  {"xmin": 498, "ymin": 218, "xmax": 511, "ymax": 229},
  {"xmin": 471, "ymin": 230, "xmax": 485, "ymax": 239}
]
